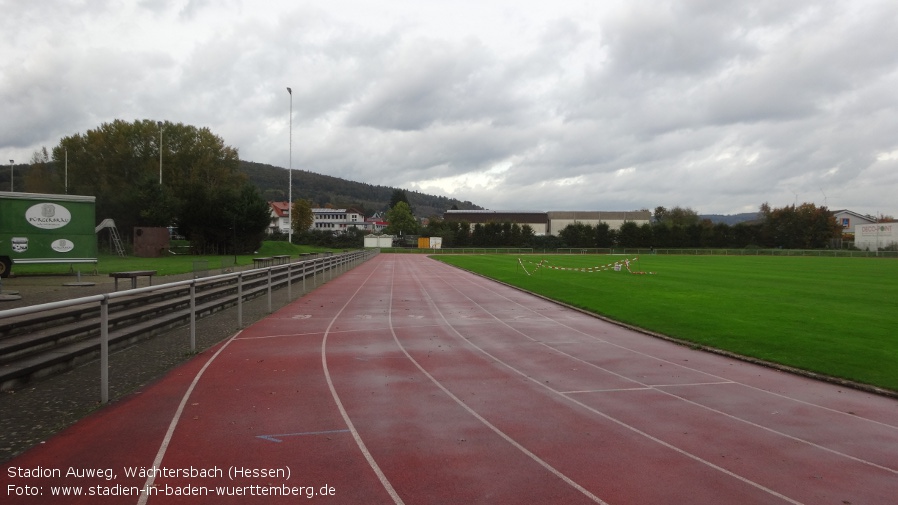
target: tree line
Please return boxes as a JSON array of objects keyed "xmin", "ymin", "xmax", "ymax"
[
  {"xmin": 27, "ymin": 119, "xmax": 271, "ymax": 254},
  {"xmin": 419, "ymin": 204, "xmax": 845, "ymax": 250}
]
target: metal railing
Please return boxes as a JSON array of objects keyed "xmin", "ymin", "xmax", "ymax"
[
  {"xmin": 384, "ymin": 247, "xmax": 897, "ymax": 258},
  {"xmin": 0, "ymin": 249, "xmax": 378, "ymax": 402}
]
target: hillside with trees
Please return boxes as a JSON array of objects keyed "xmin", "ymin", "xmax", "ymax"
[{"xmin": 241, "ymin": 161, "xmax": 482, "ymax": 218}]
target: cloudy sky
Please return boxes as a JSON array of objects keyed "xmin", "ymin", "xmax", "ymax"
[{"xmin": 3, "ymin": 0, "xmax": 897, "ymax": 217}]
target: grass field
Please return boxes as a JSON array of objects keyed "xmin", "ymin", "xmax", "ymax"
[
  {"xmin": 434, "ymin": 254, "xmax": 898, "ymax": 392},
  {"xmin": 8, "ymin": 241, "xmax": 333, "ymax": 277}
]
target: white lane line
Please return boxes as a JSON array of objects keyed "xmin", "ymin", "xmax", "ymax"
[
  {"xmin": 562, "ymin": 387, "xmax": 652, "ymax": 394},
  {"xmin": 320, "ymin": 258, "xmax": 405, "ymax": 505},
  {"xmin": 442, "ymin": 260, "xmax": 898, "ymax": 433},
  {"xmin": 237, "ymin": 323, "xmax": 442, "ymax": 341},
  {"xmin": 412, "ymin": 258, "xmax": 804, "ymax": 505},
  {"xmin": 653, "ymin": 381, "xmax": 736, "ymax": 387},
  {"xmin": 390, "ymin": 257, "xmax": 609, "ymax": 505},
  {"xmin": 136, "ymin": 331, "xmax": 241, "ymax": 505},
  {"xmin": 435, "ymin": 262, "xmax": 898, "ymax": 475}
]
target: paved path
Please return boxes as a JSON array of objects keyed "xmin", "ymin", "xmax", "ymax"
[{"xmin": 2, "ymin": 254, "xmax": 897, "ymax": 504}]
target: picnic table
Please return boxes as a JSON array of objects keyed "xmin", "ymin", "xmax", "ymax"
[{"xmin": 109, "ymin": 270, "xmax": 157, "ymax": 290}]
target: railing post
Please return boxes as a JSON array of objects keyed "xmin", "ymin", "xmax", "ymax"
[
  {"xmin": 190, "ymin": 281, "xmax": 196, "ymax": 352},
  {"xmin": 267, "ymin": 267, "xmax": 273, "ymax": 313},
  {"xmin": 288, "ymin": 259, "xmax": 293, "ymax": 301},
  {"xmin": 237, "ymin": 272, "xmax": 243, "ymax": 327},
  {"xmin": 100, "ymin": 295, "xmax": 109, "ymax": 404}
]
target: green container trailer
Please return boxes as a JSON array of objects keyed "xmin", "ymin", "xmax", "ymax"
[{"xmin": 0, "ymin": 191, "xmax": 97, "ymax": 277}]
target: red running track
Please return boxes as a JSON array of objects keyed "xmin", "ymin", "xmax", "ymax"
[{"xmin": 3, "ymin": 254, "xmax": 898, "ymax": 504}]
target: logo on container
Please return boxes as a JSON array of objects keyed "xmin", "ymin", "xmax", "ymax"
[
  {"xmin": 11, "ymin": 237, "xmax": 28, "ymax": 253},
  {"xmin": 26, "ymin": 203, "xmax": 71, "ymax": 229},
  {"xmin": 51, "ymin": 239, "xmax": 75, "ymax": 253}
]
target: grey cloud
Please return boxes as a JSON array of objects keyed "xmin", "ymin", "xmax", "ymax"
[
  {"xmin": 2, "ymin": 0, "xmax": 897, "ymax": 217},
  {"xmin": 345, "ymin": 38, "xmax": 526, "ymax": 131}
]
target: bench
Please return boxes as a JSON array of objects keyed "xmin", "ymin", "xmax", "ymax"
[
  {"xmin": 272, "ymin": 255, "xmax": 291, "ymax": 265},
  {"xmin": 109, "ymin": 270, "xmax": 157, "ymax": 290},
  {"xmin": 252, "ymin": 257, "xmax": 273, "ymax": 268}
]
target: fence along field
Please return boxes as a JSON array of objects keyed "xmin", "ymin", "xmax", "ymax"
[{"xmin": 433, "ymin": 254, "xmax": 898, "ymax": 393}]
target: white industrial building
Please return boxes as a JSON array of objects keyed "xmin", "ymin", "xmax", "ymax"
[
  {"xmin": 546, "ymin": 211, "xmax": 651, "ymax": 235},
  {"xmin": 269, "ymin": 204, "xmax": 381, "ymax": 234},
  {"xmin": 443, "ymin": 210, "xmax": 651, "ymax": 236},
  {"xmin": 854, "ymin": 223, "xmax": 898, "ymax": 251},
  {"xmin": 310, "ymin": 208, "xmax": 365, "ymax": 232}
]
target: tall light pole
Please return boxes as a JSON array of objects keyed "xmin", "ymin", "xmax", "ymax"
[
  {"xmin": 8, "ymin": 160, "xmax": 12, "ymax": 192},
  {"xmin": 157, "ymin": 121, "xmax": 163, "ymax": 185},
  {"xmin": 287, "ymin": 87, "xmax": 293, "ymax": 244}
]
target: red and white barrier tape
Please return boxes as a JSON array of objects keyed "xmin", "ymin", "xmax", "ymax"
[{"xmin": 518, "ymin": 257, "xmax": 655, "ymax": 276}]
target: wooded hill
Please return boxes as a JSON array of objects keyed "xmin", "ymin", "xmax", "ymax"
[{"xmin": 240, "ymin": 161, "xmax": 482, "ymax": 219}]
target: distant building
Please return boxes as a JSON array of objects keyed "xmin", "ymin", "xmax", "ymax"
[
  {"xmin": 311, "ymin": 208, "xmax": 365, "ymax": 233},
  {"xmin": 854, "ymin": 223, "xmax": 897, "ymax": 251},
  {"xmin": 271, "ymin": 203, "xmax": 378, "ymax": 234},
  {"xmin": 546, "ymin": 211, "xmax": 651, "ymax": 235},
  {"xmin": 268, "ymin": 201, "xmax": 290, "ymax": 234},
  {"xmin": 365, "ymin": 215, "xmax": 388, "ymax": 233},
  {"xmin": 442, "ymin": 209, "xmax": 651, "ymax": 236},
  {"xmin": 833, "ymin": 209, "xmax": 876, "ymax": 231}
]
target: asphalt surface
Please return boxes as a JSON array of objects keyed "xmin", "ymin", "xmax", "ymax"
[{"xmin": 0, "ymin": 263, "xmax": 335, "ymax": 464}]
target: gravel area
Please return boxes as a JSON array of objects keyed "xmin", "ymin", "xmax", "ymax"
[{"xmin": 0, "ymin": 264, "xmax": 338, "ymax": 463}]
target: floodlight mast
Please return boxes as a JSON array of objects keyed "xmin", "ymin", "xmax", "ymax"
[
  {"xmin": 157, "ymin": 121, "xmax": 163, "ymax": 185},
  {"xmin": 287, "ymin": 87, "xmax": 293, "ymax": 244}
]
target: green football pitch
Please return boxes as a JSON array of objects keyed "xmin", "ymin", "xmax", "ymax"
[{"xmin": 433, "ymin": 254, "xmax": 898, "ymax": 393}]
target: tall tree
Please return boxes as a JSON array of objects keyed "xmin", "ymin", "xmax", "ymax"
[
  {"xmin": 617, "ymin": 221, "xmax": 641, "ymax": 248},
  {"xmin": 230, "ymin": 183, "xmax": 273, "ymax": 254},
  {"xmin": 51, "ymin": 119, "xmax": 245, "ymax": 246},
  {"xmin": 389, "ymin": 189, "xmax": 410, "ymax": 209},
  {"xmin": 595, "ymin": 222, "xmax": 614, "ymax": 248},
  {"xmin": 761, "ymin": 202, "xmax": 841, "ymax": 249},
  {"xmin": 654, "ymin": 205, "xmax": 700, "ymax": 227},
  {"xmin": 559, "ymin": 222, "xmax": 595, "ymax": 248},
  {"xmin": 385, "ymin": 201, "xmax": 418, "ymax": 236},
  {"xmin": 291, "ymin": 199, "xmax": 314, "ymax": 235},
  {"xmin": 24, "ymin": 147, "xmax": 60, "ymax": 193}
]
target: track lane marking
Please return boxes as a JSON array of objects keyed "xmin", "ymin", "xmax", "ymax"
[
  {"xmin": 450, "ymin": 261, "xmax": 898, "ymax": 433},
  {"xmin": 320, "ymin": 258, "xmax": 405, "ymax": 505},
  {"xmin": 136, "ymin": 331, "xmax": 242, "ymax": 505},
  {"xmin": 409, "ymin": 257, "xmax": 805, "ymax": 505},
  {"xmin": 257, "ymin": 429, "xmax": 350, "ymax": 443},
  {"xmin": 388, "ymin": 257, "xmax": 610, "ymax": 505},
  {"xmin": 440, "ymin": 260, "xmax": 898, "ymax": 444}
]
